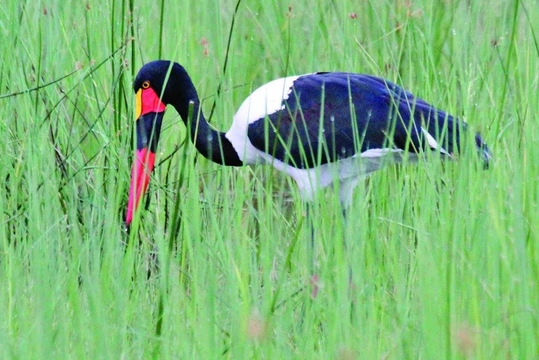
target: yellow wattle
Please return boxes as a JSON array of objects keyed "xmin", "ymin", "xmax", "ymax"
[{"xmin": 135, "ymin": 89, "xmax": 142, "ymax": 120}]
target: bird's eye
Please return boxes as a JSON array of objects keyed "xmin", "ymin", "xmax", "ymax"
[{"xmin": 142, "ymin": 81, "xmax": 150, "ymax": 89}]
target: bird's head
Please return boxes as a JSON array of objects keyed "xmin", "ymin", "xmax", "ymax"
[
  {"xmin": 126, "ymin": 60, "xmax": 192, "ymax": 226},
  {"xmin": 133, "ymin": 60, "xmax": 191, "ymax": 106}
]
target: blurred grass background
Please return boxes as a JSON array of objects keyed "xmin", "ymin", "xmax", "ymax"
[{"xmin": 0, "ymin": 0, "xmax": 538, "ymax": 358}]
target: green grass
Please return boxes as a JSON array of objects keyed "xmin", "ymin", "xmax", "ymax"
[{"xmin": 1, "ymin": 0, "xmax": 538, "ymax": 358}]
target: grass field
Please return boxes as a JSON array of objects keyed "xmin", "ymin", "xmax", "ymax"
[{"xmin": 1, "ymin": 0, "xmax": 538, "ymax": 358}]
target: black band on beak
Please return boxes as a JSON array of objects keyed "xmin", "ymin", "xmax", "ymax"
[{"xmin": 136, "ymin": 112, "xmax": 164, "ymax": 152}]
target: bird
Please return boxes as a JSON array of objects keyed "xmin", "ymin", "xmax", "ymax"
[{"xmin": 125, "ymin": 60, "xmax": 490, "ymax": 226}]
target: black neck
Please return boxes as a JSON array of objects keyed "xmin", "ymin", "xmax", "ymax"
[{"xmin": 171, "ymin": 79, "xmax": 243, "ymax": 166}]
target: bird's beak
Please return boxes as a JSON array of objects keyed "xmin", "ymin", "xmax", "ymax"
[{"xmin": 126, "ymin": 88, "xmax": 166, "ymax": 226}]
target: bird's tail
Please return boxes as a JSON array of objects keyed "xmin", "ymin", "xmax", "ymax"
[{"xmin": 474, "ymin": 133, "xmax": 492, "ymax": 169}]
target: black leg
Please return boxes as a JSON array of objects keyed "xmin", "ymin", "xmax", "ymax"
[
  {"xmin": 305, "ymin": 202, "xmax": 320, "ymax": 298},
  {"xmin": 341, "ymin": 206, "xmax": 354, "ymax": 284}
]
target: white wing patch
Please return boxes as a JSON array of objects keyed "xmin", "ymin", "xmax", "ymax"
[
  {"xmin": 360, "ymin": 148, "xmax": 404, "ymax": 158},
  {"xmin": 225, "ymin": 75, "xmax": 303, "ymax": 164},
  {"xmin": 421, "ymin": 127, "xmax": 450, "ymax": 155},
  {"xmin": 234, "ymin": 75, "xmax": 301, "ymax": 124}
]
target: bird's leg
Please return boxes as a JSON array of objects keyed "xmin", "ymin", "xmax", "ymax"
[
  {"xmin": 339, "ymin": 178, "xmax": 359, "ymax": 292},
  {"xmin": 341, "ymin": 205, "xmax": 359, "ymax": 321},
  {"xmin": 341, "ymin": 207, "xmax": 353, "ymax": 279},
  {"xmin": 305, "ymin": 202, "xmax": 320, "ymax": 298},
  {"xmin": 307, "ymin": 202, "xmax": 315, "ymax": 266},
  {"xmin": 340, "ymin": 206, "xmax": 355, "ymax": 296}
]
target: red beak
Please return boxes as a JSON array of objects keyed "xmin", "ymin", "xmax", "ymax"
[
  {"xmin": 126, "ymin": 88, "xmax": 166, "ymax": 226},
  {"xmin": 126, "ymin": 146, "xmax": 157, "ymax": 226}
]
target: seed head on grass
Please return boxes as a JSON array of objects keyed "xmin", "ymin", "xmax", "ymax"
[
  {"xmin": 245, "ymin": 310, "xmax": 269, "ymax": 342},
  {"xmin": 336, "ymin": 346, "xmax": 358, "ymax": 360},
  {"xmin": 453, "ymin": 323, "xmax": 478, "ymax": 358}
]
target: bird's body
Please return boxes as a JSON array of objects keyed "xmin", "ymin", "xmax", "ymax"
[{"xmin": 126, "ymin": 60, "xmax": 490, "ymax": 225}]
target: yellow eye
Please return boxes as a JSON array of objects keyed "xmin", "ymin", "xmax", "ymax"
[{"xmin": 142, "ymin": 80, "xmax": 150, "ymax": 89}]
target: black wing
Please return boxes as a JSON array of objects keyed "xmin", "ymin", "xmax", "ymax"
[{"xmin": 247, "ymin": 72, "xmax": 487, "ymax": 169}]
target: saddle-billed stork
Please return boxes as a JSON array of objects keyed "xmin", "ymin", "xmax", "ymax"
[{"xmin": 126, "ymin": 60, "xmax": 490, "ymax": 226}]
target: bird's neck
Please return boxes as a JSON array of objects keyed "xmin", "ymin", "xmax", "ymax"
[{"xmin": 172, "ymin": 83, "xmax": 242, "ymax": 166}]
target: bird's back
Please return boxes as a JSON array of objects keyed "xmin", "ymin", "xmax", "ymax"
[{"xmin": 240, "ymin": 72, "xmax": 489, "ymax": 169}]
